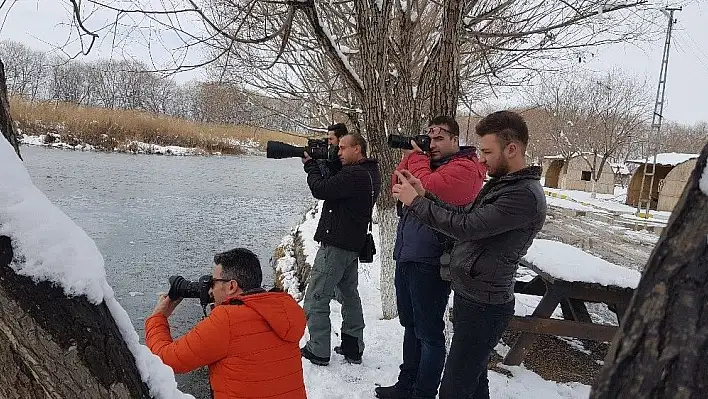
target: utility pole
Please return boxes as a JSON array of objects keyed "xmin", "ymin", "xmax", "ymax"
[{"xmin": 636, "ymin": 6, "xmax": 681, "ymax": 217}]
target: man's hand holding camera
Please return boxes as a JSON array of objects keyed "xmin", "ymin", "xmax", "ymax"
[
  {"xmin": 302, "ymin": 151, "xmax": 312, "ymax": 164},
  {"xmin": 152, "ymin": 293, "xmax": 182, "ymax": 317},
  {"xmin": 392, "ymin": 170, "xmax": 425, "ymax": 206},
  {"xmin": 402, "ymin": 140, "xmax": 425, "ymax": 156}
]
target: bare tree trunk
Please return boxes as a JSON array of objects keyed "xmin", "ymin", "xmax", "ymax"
[
  {"xmin": 429, "ymin": 0, "xmax": 463, "ymax": 116},
  {"xmin": 591, "ymin": 141, "xmax": 708, "ymax": 398},
  {"xmin": 0, "ymin": 58, "xmax": 151, "ymax": 398},
  {"xmin": 0, "ymin": 58, "xmax": 21, "ymax": 159},
  {"xmin": 353, "ymin": 0, "xmax": 401, "ymax": 319}
]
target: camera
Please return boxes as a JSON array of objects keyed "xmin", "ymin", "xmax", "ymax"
[
  {"xmin": 266, "ymin": 138, "xmax": 333, "ymax": 160},
  {"xmin": 168, "ymin": 275, "xmax": 213, "ymax": 307},
  {"xmin": 387, "ymin": 134, "xmax": 431, "ymax": 152}
]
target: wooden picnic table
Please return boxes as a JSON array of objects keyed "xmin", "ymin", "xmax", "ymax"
[{"xmin": 502, "ymin": 239, "xmax": 640, "ymax": 366}]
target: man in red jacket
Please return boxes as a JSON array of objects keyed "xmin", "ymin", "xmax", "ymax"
[
  {"xmin": 145, "ymin": 248, "xmax": 307, "ymax": 399},
  {"xmin": 376, "ymin": 116, "xmax": 485, "ymax": 399}
]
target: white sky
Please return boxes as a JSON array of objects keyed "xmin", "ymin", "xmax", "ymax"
[{"xmin": 0, "ymin": 0, "xmax": 706, "ymax": 124}]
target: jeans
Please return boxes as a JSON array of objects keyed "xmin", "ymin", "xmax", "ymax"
[
  {"xmin": 395, "ymin": 261, "xmax": 451, "ymax": 397},
  {"xmin": 439, "ymin": 293, "xmax": 515, "ymax": 399},
  {"xmin": 303, "ymin": 244, "xmax": 364, "ymax": 358}
]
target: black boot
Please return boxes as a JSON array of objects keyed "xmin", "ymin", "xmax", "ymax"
[
  {"xmin": 334, "ymin": 332, "xmax": 363, "ymax": 364},
  {"xmin": 300, "ymin": 346, "xmax": 329, "ymax": 366},
  {"xmin": 374, "ymin": 384, "xmax": 412, "ymax": 399}
]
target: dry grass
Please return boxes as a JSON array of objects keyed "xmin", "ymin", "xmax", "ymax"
[{"xmin": 10, "ymin": 97, "xmax": 308, "ymax": 154}]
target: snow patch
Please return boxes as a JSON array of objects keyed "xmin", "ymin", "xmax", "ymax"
[{"xmin": 524, "ymin": 239, "xmax": 641, "ymax": 289}]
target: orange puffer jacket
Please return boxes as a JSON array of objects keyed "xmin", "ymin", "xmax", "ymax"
[{"xmin": 145, "ymin": 291, "xmax": 307, "ymax": 399}]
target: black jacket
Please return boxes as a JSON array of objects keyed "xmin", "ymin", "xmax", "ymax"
[
  {"xmin": 304, "ymin": 157, "xmax": 381, "ymax": 252},
  {"xmin": 409, "ymin": 166, "xmax": 546, "ymax": 304}
]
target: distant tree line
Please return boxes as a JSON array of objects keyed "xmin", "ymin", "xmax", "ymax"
[{"xmin": 0, "ymin": 40, "xmax": 310, "ymax": 134}]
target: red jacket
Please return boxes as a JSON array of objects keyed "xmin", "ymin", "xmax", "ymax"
[
  {"xmin": 392, "ymin": 148, "xmax": 486, "ymax": 264},
  {"xmin": 393, "ymin": 148, "xmax": 485, "ymax": 205},
  {"xmin": 145, "ymin": 291, "xmax": 307, "ymax": 399}
]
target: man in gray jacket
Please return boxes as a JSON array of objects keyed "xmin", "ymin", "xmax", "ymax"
[{"xmin": 392, "ymin": 110, "xmax": 546, "ymax": 399}]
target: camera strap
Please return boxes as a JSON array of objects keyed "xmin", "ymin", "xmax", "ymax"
[{"xmin": 365, "ymin": 171, "xmax": 374, "ymax": 232}]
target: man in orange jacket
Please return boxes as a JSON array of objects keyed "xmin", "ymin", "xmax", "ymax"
[{"xmin": 145, "ymin": 248, "xmax": 307, "ymax": 399}]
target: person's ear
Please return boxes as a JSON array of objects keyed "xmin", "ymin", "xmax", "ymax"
[{"xmin": 506, "ymin": 142, "xmax": 517, "ymax": 157}]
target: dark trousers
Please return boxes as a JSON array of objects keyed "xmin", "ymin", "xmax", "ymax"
[
  {"xmin": 439, "ymin": 293, "xmax": 515, "ymax": 399},
  {"xmin": 395, "ymin": 261, "xmax": 451, "ymax": 398}
]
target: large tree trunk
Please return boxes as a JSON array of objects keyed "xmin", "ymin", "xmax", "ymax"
[
  {"xmin": 354, "ymin": 0, "xmax": 400, "ymax": 319},
  {"xmin": 0, "ymin": 59, "xmax": 21, "ymax": 159},
  {"xmin": 0, "ymin": 58, "xmax": 151, "ymax": 398},
  {"xmin": 591, "ymin": 141, "xmax": 708, "ymax": 398},
  {"xmin": 429, "ymin": 0, "xmax": 463, "ymax": 116}
]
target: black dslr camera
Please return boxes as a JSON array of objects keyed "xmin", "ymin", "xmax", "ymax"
[
  {"xmin": 168, "ymin": 275, "xmax": 213, "ymax": 307},
  {"xmin": 387, "ymin": 134, "xmax": 431, "ymax": 152},
  {"xmin": 266, "ymin": 138, "xmax": 332, "ymax": 160}
]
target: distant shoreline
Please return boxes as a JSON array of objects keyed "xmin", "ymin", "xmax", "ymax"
[{"xmin": 20, "ymin": 133, "xmax": 262, "ymax": 156}]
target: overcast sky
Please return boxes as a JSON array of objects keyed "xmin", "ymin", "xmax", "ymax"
[{"xmin": 0, "ymin": 0, "xmax": 705, "ymax": 125}]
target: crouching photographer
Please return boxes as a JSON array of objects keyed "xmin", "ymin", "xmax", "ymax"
[{"xmin": 144, "ymin": 248, "xmax": 306, "ymax": 399}]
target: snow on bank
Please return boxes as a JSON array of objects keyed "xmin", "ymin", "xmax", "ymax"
[
  {"xmin": 0, "ymin": 138, "xmax": 192, "ymax": 399},
  {"xmin": 20, "ymin": 133, "xmax": 262, "ymax": 156},
  {"xmin": 276, "ymin": 201, "xmax": 593, "ymax": 398},
  {"xmin": 700, "ymin": 162, "xmax": 708, "ymax": 196},
  {"xmin": 273, "ymin": 203, "xmax": 322, "ymax": 300}
]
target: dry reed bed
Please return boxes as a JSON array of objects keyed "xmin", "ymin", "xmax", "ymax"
[{"xmin": 10, "ymin": 98, "xmax": 308, "ymax": 155}]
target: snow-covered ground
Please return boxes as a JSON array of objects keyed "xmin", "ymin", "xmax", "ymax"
[
  {"xmin": 275, "ymin": 201, "xmax": 593, "ymax": 399},
  {"xmin": 543, "ymin": 186, "xmax": 671, "ymax": 223}
]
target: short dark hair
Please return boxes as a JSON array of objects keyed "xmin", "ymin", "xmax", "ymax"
[
  {"xmin": 475, "ymin": 110, "xmax": 529, "ymax": 147},
  {"xmin": 428, "ymin": 115, "xmax": 459, "ymax": 137},
  {"xmin": 214, "ymin": 248, "xmax": 262, "ymax": 290},
  {"xmin": 328, "ymin": 123, "xmax": 349, "ymax": 139},
  {"xmin": 345, "ymin": 133, "xmax": 368, "ymax": 157}
]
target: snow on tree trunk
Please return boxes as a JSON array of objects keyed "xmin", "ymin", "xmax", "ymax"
[
  {"xmin": 378, "ymin": 206, "xmax": 399, "ymax": 319},
  {"xmin": 591, "ymin": 178, "xmax": 597, "ymax": 199},
  {"xmin": 0, "ymin": 57, "xmax": 153, "ymax": 399},
  {"xmin": 591, "ymin": 141, "xmax": 708, "ymax": 398}
]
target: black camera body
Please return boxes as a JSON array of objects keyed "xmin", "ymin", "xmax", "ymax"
[
  {"xmin": 168, "ymin": 275, "xmax": 213, "ymax": 307},
  {"xmin": 266, "ymin": 138, "xmax": 332, "ymax": 160},
  {"xmin": 387, "ymin": 134, "xmax": 431, "ymax": 152}
]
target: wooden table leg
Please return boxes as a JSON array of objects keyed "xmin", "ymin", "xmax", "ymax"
[
  {"xmin": 567, "ymin": 298, "xmax": 592, "ymax": 323},
  {"xmin": 503, "ymin": 286, "xmax": 563, "ymax": 366}
]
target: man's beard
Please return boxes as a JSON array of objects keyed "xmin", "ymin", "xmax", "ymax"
[{"xmin": 489, "ymin": 158, "xmax": 510, "ymax": 178}]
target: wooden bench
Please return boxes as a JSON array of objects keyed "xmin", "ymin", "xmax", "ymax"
[{"xmin": 503, "ymin": 239, "xmax": 640, "ymax": 366}]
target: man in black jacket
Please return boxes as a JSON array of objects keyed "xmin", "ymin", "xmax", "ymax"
[
  {"xmin": 393, "ymin": 111, "xmax": 546, "ymax": 399},
  {"xmin": 300, "ymin": 133, "xmax": 381, "ymax": 366}
]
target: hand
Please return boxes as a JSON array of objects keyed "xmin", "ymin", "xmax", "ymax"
[
  {"xmin": 410, "ymin": 140, "xmax": 424, "ymax": 154},
  {"xmin": 301, "ymin": 151, "xmax": 312, "ymax": 164},
  {"xmin": 151, "ymin": 293, "xmax": 182, "ymax": 318},
  {"xmin": 396, "ymin": 169, "xmax": 425, "ymax": 196},
  {"xmin": 392, "ymin": 170, "xmax": 424, "ymax": 206}
]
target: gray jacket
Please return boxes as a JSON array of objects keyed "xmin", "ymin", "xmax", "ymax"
[{"xmin": 408, "ymin": 166, "xmax": 546, "ymax": 304}]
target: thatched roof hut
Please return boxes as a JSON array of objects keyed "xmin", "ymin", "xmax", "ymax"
[{"xmin": 626, "ymin": 153, "xmax": 699, "ymax": 210}]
